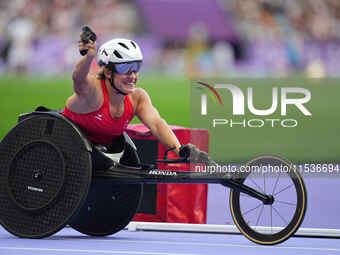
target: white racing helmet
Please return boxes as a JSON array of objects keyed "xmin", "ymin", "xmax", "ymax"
[
  {"xmin": 97, "ymin": 38, "xmax": 143, "ymax": 66},
  {"xmin": 97, "ymin": 38, "xmax": 143, "ymax": 95}
]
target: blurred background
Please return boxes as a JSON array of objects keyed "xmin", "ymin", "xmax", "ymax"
[
  {"xmin": 0, "ymin": 0, "xmax": 339, "ymax": 161},
  {"xmin": 1, "ymin": 0, "xmax": 339, "ymax": 77}
]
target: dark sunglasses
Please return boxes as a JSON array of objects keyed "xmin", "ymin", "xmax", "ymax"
[{"xmin": 115, "ymin": 61, "xmax": 142, "ymax": 74}]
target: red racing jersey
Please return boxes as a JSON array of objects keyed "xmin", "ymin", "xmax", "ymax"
[{"xmin": 62, "ymin": 80, "xmax": 134, "ymax": 145}]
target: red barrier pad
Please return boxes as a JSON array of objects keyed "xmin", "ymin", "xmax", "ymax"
[{"xmin": 127, "ymin": 124, "xmax": 209, "ymax": 224}]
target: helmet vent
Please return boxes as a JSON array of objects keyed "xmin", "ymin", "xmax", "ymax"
[
  {"xmin": 118, "ymin": 42, "xmax": 129, "ymax": 50},
  {"xmin": 130, "ymin": 41, "xmax": 137, "ymax": 49},
  {"xmin": 113, "ymin": 50, "xmax": 123, "ymax": 59}
]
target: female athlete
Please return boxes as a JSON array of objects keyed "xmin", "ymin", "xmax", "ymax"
[{"xmin": 62, "ymin": 31, "xmax": 208, "ymax": 168}]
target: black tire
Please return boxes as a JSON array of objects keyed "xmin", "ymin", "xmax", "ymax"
[
  {"xmin": 229, "ymin": 155, "xmax": 307, "ymax": 245},
  {"xmin": 69, "ymin": 180, "xmax": 143, "ymax": 237}
]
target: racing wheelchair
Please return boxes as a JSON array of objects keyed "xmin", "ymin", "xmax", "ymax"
[{"xmin": 0, "ymin": 111, "xmax": 307, "ymax": 245}]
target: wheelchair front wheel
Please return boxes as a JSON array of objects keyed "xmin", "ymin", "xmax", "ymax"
[{"xmin": 229, "ymin": 155, "xmax": 307, "ymax": 245}]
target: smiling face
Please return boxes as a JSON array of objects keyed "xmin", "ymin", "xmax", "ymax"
[
  {"xmin": 103, "ymin": 67, "xmax": 139, "ymax": 94},
  {"xmin": 113, "ymin": 71, "xmax": 139, "ymax": 94}
]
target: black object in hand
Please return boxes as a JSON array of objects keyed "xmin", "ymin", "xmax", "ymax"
[{"xmin": 79, "ymin": 25, "xmax": 97, "ymax": 56}]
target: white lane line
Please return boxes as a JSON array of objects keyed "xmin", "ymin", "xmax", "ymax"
[
  {"xmin": 106, "ymin": 240, "xmax": 340, "ymax": 252},
  {"xmin": 49, "ymin": 238, "xmax": 340, "ymax": 252},
  {"xmin": 0, "ymin": 247, "xmax": 196, "ymax": 255}
]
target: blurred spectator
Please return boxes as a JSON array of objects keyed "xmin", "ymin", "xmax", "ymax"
[
  {"xmin": 185, "ymin": 23, "xmax": 210, "ymax": 77},
  {"xmin": 212, "ymin": 42, "xmax": 235, "ymax": 76},
  {"xmin": 5, "ymin": 0, "xmax": 36, "ymax": 73}
]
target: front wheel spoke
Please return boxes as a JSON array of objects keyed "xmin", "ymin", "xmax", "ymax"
[
  {"xmin": 272, "ymin": 172, "xmax": 281, "ymax": 195},
  {"xmin": 275, "ymin": 200, "xmax": 296, "ymax": 206},
  {"xmin": 272, "ymin": 205, "xmax": 288, "ymax": 225},
  {"xmin": 273, "ymin": 183, "xmax": 294, "ymax": 196},
  {"xmin": 248, "ymin": 176, "xmax": 265, "ymax": 193},
  {"xmin": 255, "ymin": 205, "xmax": 264, "ymax": 227},
  {"xmin": 242, "ymin": 203, "xmax": 262, "ymax": 216}
]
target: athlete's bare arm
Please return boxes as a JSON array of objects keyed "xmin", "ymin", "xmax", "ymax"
[
  {"xmin": 66, "ymin": 39, "xmax": 101, "ymax": 113},
  {"xmin": 72, "ymin": 39, "xmax": 98, "ymax": 96},
  {"xmin": 134, "ymin": 88, "xmax": 181, "ymax": 154}
]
